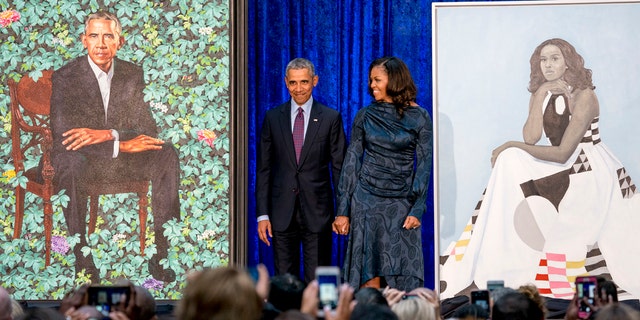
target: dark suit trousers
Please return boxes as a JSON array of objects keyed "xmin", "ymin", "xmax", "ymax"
[
  {"xmin": 272, "ymin": 197, "xmax": 332, "ymax": 283},
  {"xmin": 52, "ymin": 142, "xmax": 180, "ymax": 258}
]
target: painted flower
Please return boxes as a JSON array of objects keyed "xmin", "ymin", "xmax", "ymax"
[
  {"xmin": 197, "ymin": 229, "xmax": 216, "ymax": 241},
  {"xmin": 197, "ymin": 129, "xmax": 217, "ymax": 148},
  {"xmin": 150, "ymin": 101, "xmax": 169, "ymax": 113},
  {"xmin": 51, "ymin": 235, "xmax": 70, "ymax": 255},
  {"xmin": 0, "ymin": 9, "xmax": 21, "ymax": 28},
  {"xmin": 198, "ymin": 27, "xmax": 213, "ymax": 35},
  {"xmin": 112, "ymin": 233, "xmax": 126, "ymax": 242},
  {"xmin": 142, "ymin": 278, "xmax": 164, "ymax": 290},
  {"xmin": 2, "ymin": 169, "xmax": 16, "ymax": 181}
]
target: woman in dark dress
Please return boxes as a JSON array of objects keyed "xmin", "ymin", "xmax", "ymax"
[{"xmin": 333, "ymin": 57, "xmax": 433, "ymax": 291}]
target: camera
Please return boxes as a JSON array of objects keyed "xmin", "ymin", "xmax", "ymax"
[{"xmin": 316, "ymin": 266, "xmax": 341, "ymax": 317}]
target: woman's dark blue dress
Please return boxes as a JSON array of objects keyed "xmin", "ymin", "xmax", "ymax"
[{"xmin": 337, "ymin": 102, "xmax": 432, "ymax": 291}]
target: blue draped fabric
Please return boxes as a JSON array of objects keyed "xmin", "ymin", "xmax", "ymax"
[{"xmin": 247, "ymin": 0, "xmax": 435, "ymax": 288}]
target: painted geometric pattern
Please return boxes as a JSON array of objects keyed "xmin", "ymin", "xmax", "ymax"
[
  {"xmin": 580, "ymin": 117, "xmax": 601, "ymax": 145},
  {"xmin": 617, "ymin": 167, "xmax": 637, "ymax": 199},
  {"xmin": 535, "ymin": 245, "xmax": 630, "ymax": 299},
  {"xmin": 569, "ymin": 149, "xmax": 591, "ymax": 174},
  {"xmin": 585, "ymin": 245, "xmax": 630, "ymax": 298},
  {"xmin": 535, "ymin": 252, "xmax": 585, "ymax": 298},
  {"xmin": 442, "ymin": 189, "xmax": 486, "ymax": 263}
]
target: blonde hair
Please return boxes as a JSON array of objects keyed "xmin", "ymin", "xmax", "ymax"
[
  {"xmin": 518, "ymin": 284, "xmax": 547, "ymax": 318},
  {"xmin": 176, "ymin": 266, "xmax": 263, "ymax": 320},
  {"xmin": 392, "ymin": 298, "xmax": 438, "ymax": 320}
]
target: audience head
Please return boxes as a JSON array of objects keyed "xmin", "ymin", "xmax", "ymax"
[
  {"xmin": 15, "ymin": 307, "xmax": 65, "ymax": 320},
  {"xmin": 354, "ymin": 287, "xmax": 389, "ymax": 306},
  {"xmin": 76, "ymin": 305, "xmax": 104, "ymax": 319},
  {"xmin": 594, "ymin": 303, "xmax": 640, "ymax": 320},
  {"xmin": 134, "ymin": 285, "xmax": 157, "ymax": 320},
  {"xmin": 176, "ymin": 266, "xmax": 263, "ymax": 320},
  {"xmin": 0, "ymin": 286, "xmax": 12, "ymax": 320},
  {"xmin": 274, "ymin": 310, "xmax": 315, "ymax": 320},
  {"xmin": 597, "ymin": 279, "xmax": 618, "ymax": 303},
  {"xmin": 490, "ymin": 287, "xmax": 518, "ymax": 303},
  {"xmin": 452, "ymin": 303, "xmax": 489, "ymax": 320},
  {"xmin": 267, "ymin": 273, "xmax": 306, "ymax": 312},
  {"xmin": 517, "ymin": 284, "xmax": 546, "ymax": 318},
  {"xmin": 351, "ymin": 303, "xmax": 399, "ymax": 320},
  {"xmin": 10, "ymin": 300, "xmax": 23, "ymax": 320},
  {"xmin": 491, "ymin": 291, "xmax": 544, "ymax": 320},
  {"xmin": 391, "ymin": 297, "xmax": 437, "ymax": 320}
]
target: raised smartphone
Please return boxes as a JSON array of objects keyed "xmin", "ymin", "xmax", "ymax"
[
  {"xmin": 576, "ymin": 276, "xmax": 598, "ymax": 319},
  {"xmin": 487, "ymin": 280, "xmax": 505, "ymax": 292},
  {"xmin": 86, "ymin": 285, "xmax": 130, "ymax": 317},
  {"xmin": 316, "ymin": 266, "xmax": 341, "ymax": 317},
  {"xmin": 471, "ymin": 289, "xmax": 491, "ymax": 315}
]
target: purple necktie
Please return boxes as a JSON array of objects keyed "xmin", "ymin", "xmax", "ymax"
[{"xmin": 293, "ymin": 107, "xmax": 304, "ymax": 163}]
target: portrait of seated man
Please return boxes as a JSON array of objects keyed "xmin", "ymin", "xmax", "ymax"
[{"xmin": 49, "ymin": 10, "xmax": 180, "ymax": 283}]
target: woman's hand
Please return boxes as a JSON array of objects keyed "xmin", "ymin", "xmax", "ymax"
[
  {"xmin": 382, "ymin": 286, "xmax": 406, "ymax": 307},
  {"xmin": 403, "ymin": 216, "xmax": 421, "ymax": 230},
  {"xmin": 491, "ymin": 141, "xmax": 516, "ymax": 168},
  {"xmin": 333, "ymin": 216, "xmax": 350, "ymax": 235},
  {"xmin": 536, "ymin": 78, "xmax": 572, "ymax": 97}
]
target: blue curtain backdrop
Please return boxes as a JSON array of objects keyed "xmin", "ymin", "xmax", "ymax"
[{"xmin": 247, "ymin": 0, "xmax": 435, "ymax": 288}]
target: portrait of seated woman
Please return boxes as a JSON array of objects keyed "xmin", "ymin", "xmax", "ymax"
[{"xmin": 440, "ymin": 38, "xmax": 640, "ymax": 300}]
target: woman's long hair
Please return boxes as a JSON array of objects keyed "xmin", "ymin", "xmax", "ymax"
[{"xmin": 528, "ymin": 38, "xmax": 595, "ymax": 93}]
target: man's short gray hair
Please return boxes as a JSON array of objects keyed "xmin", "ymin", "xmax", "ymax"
[
  {"xmin": 84, "ymin": 11, "xmax": 122, "ymax": 37},
  {"xmin": 286, "ymin": 58, "xmax": 316, "ymax": 77}
]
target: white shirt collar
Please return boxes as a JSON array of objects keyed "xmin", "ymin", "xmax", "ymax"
[
  {"xmin": 291, "ymin": 96, "xmax": 313, "ymax": 116},
  {"xmin": 87, "ymin": 55, "xmax": 114, "ymax": 80}
]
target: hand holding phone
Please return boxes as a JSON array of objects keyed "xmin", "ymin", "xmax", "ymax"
[
  {"xmin": 575, "ymin": 276, "xmax": 598, "ymax": 319},
  {"xmin": 316, "ymin": 266, "xmax": 341, "ymax": 317}
]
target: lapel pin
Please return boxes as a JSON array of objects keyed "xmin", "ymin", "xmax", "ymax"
[{"xmin": 313, "ymin": 118, "xmax": 318, "ymax": 122}]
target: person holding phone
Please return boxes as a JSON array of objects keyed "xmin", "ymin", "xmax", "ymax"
[{"xmin": 334, "ymin": 56, "xmax": 432, "ymax": 291}]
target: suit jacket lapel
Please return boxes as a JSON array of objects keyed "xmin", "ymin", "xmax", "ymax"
[
  {"xmin": 277, "ymin": 102, "xmax": 298, "ymax": 166},
  {"xmin": 108, "ymin": 58, "xmax": 126, "ymax": 126},
  {"xmin": 298, "ymin": 101, "xmax": 323, "ymax": 167},
  {"xmin": 78, "ymin": 57, "xmax": 107, "ymax": 125}
]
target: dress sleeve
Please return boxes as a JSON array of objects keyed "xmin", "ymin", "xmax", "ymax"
[
  {"xmin": 336, "ymin": 108, "xmax": 367, "ymax": 217},
  {"xmin": 408, "ymin": 109, "xmax": 433, "ymax": 220}
]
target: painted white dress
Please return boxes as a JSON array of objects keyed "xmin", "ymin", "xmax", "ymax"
[{"xmin": 439, "ymin": 92, "xmax": 640, "ymax": 300}]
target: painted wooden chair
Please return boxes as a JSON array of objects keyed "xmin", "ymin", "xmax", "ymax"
[{"xmin": 9, "ymin": 70, "xmax": 149, "ymax": 266}]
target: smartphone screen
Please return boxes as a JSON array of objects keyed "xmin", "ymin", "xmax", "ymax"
[
  {"xmin": 487, "ymin": 280, "xmax": 505, "ymax": 292},
  {"xmin": 471, "ymin": 290, "xmax": 491, "ymax": 315},
  {"xmin": 87, "ymin": 285, "xmax": 130, "ymax": 316},
  {"xmin": 576, "ymin": 276, "xmax": 597, "ymax": 319},
  {"xmin": 316, "ymin": 266, "xmax": 340, "ymax": 317}
]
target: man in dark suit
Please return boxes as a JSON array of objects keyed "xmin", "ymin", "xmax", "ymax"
[
  {"xmin": 256, "ymin": 58, "xmax": 347, "ymax": 283},
  {"xmin": 50, "ymin": 11, "xmax": 179, "ymax": 283}
]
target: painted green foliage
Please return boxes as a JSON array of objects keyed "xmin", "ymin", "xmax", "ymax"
[{"xmin": 0, "ymin": 0, "xmax": 230, "ymax": 299}]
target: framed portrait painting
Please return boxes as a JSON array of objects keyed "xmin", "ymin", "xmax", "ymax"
[{"xmin": 433, "ymin": 0, "xmax": 640, "ymax": 300}]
